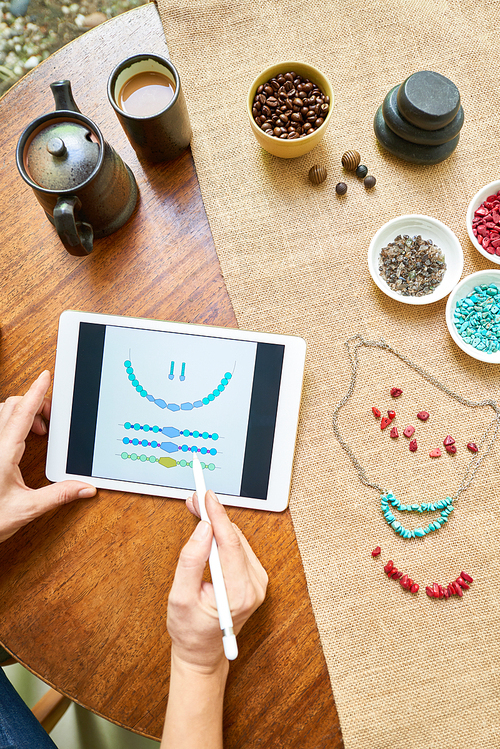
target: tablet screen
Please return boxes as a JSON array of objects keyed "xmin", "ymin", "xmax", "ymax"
[{"xmin": 65, "ymin": 322, "xmax": 284, "ymax": 500}]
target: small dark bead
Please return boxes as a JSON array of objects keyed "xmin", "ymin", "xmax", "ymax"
[
  {"xmin": 355, "ymin": 164, "xmax": 368, "ymax": 178},
  {"xmin": 335, "ymin": 182, "xmax": 348, "ymax": 195},
  {"xmin": 364, "ymin": 175, "xmax": 377, "ymax": 189}
]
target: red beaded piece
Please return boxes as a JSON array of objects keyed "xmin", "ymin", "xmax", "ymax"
[
  {"xmin": 467, "ymin": 442, "xmax": 478, "ymax": 453},
  {"xmin": 390, "ymin": 426, "xmax": 399, "ymax": 439},
  {"xmin": 443, "ymin": 435, "xmax": 455, "ymax": 446},
  {"xmin": 417, "ymin": 411, "xmax": 430, "ymax": 421},
  {"xmin": 409, "ymin": 439, "xmax": 417, "ymax": 452},
  {"xmin": 390, "ymin": 387, "xmax": 403, "ymax": 397},
  {"xmin": 372, "ymin": 406, "xmax": 381, "ymax": 418},
  {"xmin": 380, "ymin": 416, "xmax": 391, "ymax": 430},
  {"xmin": 387, "ymin": 410, "xmax": 396, "ymax": 420},
  {"xmin": 403, "ymin": 425, "xmax": 415, "ymax": 438},
  {"xmin": 371, "ymin": 546, "xmax": 381, "ymax": 557}
]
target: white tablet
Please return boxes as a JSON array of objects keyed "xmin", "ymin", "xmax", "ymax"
[{"xmin": 46, "ymin": 310, "xmax": 306, "ymax": 512}]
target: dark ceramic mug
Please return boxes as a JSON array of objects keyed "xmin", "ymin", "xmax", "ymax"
[{"xmin": 107, "ymin": 54, "xmax": 192, "ymax": 163}]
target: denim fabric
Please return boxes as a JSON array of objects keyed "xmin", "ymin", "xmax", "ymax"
[{"xmin": 0, "ymin": 669, "xmax": 57, "ymax": 749}]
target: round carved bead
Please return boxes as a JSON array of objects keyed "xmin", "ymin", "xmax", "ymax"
[
  {"xmin": 341, "ymin": 150, "xmax": 361, "ymax": 170},
  {"xmin": 335, "ymin": 181, "xmax": 348, "ymax": 195},
  {"xmin": 308, "ymin": 164, "xmax": 327, "ymax": 185}
]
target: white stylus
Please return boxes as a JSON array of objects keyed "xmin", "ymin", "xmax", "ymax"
[{"xmin": 191, "ymin": 452, "xmax": 238, "ymax": 661}]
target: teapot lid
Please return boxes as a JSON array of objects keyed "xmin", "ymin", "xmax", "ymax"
[{"xmin": 25, "ymin": 119, "xmax": 100, "ymax": 191}]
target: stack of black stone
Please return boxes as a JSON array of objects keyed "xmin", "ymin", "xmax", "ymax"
[{"xmin": 374, "ymin": 71, "xmax": 464, "ymax": 165}]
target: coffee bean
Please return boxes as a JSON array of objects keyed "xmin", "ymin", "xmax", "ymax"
[{"xmin": 253, "ymin": 71, "xmax": 330, "ymax": 139}]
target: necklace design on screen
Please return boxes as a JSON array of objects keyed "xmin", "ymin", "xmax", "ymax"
[{"xmin": 123, "ymin": 359, "xmax": 232, "ymax": 411}]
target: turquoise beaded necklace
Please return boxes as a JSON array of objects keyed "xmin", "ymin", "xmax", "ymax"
[{"xmin": 332, "ymin": 335, "xmax": 500, "ymax": 539}]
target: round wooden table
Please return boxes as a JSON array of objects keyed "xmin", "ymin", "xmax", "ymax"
[{"xmin": 0, "ymin": 4, "xmax": 343, "ymax": 746}]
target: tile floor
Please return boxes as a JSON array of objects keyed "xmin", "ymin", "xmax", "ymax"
[{"xmin": 3, "ymin": 663, "xmax": 159, "ymax": 748}]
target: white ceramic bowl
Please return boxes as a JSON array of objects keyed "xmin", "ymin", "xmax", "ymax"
[
  {"xmin": 445, "ymin": 269, "xmax": 500, "ymax": 362},
  {"xmin": 466, "ymin": 179, "xmax": 500, "ymax": 265},
  {"xmin": 368, "ymin": 214, "xmax": 464, "ymax": 305}
]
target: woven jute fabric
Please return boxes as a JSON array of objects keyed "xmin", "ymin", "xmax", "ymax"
[{"xmin": 155, "ymin": 1, "xmax": 500, "ymax": 746}]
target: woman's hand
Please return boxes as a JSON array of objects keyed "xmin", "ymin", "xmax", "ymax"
[
  {"xmin": 0, "ymin": 370, "xmax": 96, "ymax": 543},
  {"xmin": 167, "ymin": 491, "xmax": 268, "ymax": 672}
]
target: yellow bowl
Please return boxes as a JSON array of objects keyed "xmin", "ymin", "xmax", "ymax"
[{"xmin": 247, "ymin": 61, "xmax": 334, "ymax": 159}]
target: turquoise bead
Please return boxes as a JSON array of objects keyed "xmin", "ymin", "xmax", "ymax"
[{"xmin": 414, "ymin": 528, "xmax": 425, "ymax": 537}]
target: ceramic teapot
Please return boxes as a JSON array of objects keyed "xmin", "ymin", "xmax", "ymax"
[{"xmin": 16, "ymin": 80, "xmax": 138, "ymax": 256}]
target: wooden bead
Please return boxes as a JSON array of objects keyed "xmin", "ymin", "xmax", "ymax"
[
  {"xmin": 308, "ymin": 164, "xmax": 327, "ymax": 185},
  {"xmin": 341, "ymin": 150, "xmax": 361, "ymax": 170}
]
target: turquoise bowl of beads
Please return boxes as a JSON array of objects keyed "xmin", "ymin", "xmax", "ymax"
[{"xmin": 446, "ymin": 270, "xmax": 500, "ymax": 362}]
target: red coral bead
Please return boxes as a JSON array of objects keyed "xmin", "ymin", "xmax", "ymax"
[
  {"xmin": 381, "ymin": 416, "xmax": 391, "ymax": 430},
  {"xmin": 409, "ymin": 439, "xmax": 417, "ymax": 452},
  {"xmin": 444, "ymin": 588, "xmax": 450, "ymax": 600},
  {"xmin": 461, "ymin": 571, "xmax": 473, "ymax": 583},
  {"xmin": 384, "ymin": 560, "xmax": 394, "ymax": 573},
  {"xmin": 432, "ymin": 582, "xmax": 440, "ymax": 597},
  {"xmin": 410, "ymin": 583, "xmax": 419, "ymax": 594},
  {"xmin": 403, "ymin": 425, "xmax": 415, "ymax": 438},
  {"xmin": 372, "ymin": 407, "xmax": 381, "ymax": 418},
  {"xmin": 400, "ymin": 574, "xmax": 409, "ymax": 588},
  {"xmin": 390, "ymin": 426, "xmax": 399, "ymax": 439},
  {"xmin": 390, "ymin": 387, "xmax": 403, "ymax": 397},
  {"xmin": 456, "ymin": 577, "xmax": 470, "ymax": 590},
  {"xmin": 467, "ymin": 442, "xmax": 478, "ymax": 453},
  {"xmin": 443, "ymin": 435, "xmax": 455, "ymax": 446},
  {"xmin": 417, "ymin": 411, "xmax": 430, "ymax": 421},
  {"xmin": 371, "ymin": 546, "xmax": 381, "ymax": 557},
  {"xmin": 429, "ymin": 448, "xmax": 441, "ymax": 458},
  {"xmin": 445, "ymin": 444, "xmax": 457, "ymax": 454},
  {"xmin": 387, "ymin": 410, "xmax": 396, "ymax": 420},
  {"xmin": 425, "ymin": 586, "xmax": 434, "ymax": 597}
]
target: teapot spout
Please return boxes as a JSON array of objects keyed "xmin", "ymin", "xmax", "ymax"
[{"xmin": 50, "ymin": 80, "xmax": 81, "ymax": 113}]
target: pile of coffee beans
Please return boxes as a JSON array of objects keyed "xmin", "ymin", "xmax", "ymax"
[{"xmin": 252, "ymin": 71, "xmax": 330, "ymax": 140}]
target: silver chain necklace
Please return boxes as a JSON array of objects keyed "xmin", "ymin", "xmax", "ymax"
[{"xmin": 332, "ymin": 335, "xmax": 500, "ymax": 540}]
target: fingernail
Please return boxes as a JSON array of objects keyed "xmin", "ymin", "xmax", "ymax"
[
  {"xmin": 207, "ymin": 490, "xmax": 219, "ymax": 503},
  {"xmin": 40, "ymin": 420, "xmax": 47, "ymax": 434},
  {"xmin": 193, "ymin": 521, "xmax": 210, "ymax": 539},
  {"xmin": 78, "ymin": 486, "xmax": 96, "ymax": 498}
]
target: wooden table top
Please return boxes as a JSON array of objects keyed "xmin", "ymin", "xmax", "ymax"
[{"xmin": 0, "ymin": 3, "xmax": 342, "ymax": 746}]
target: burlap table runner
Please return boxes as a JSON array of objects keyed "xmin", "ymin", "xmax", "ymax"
[{"xmin": 155, "ymin": 1, "xmax": 500, "ymax": 746}]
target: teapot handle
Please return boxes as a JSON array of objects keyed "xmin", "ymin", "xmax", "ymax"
[{"xmin": 53, "ymin": 196, "xmax": 93, "ymax": 256}]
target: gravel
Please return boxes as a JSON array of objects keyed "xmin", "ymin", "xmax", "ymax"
[{"xmin": 0, "ymin": 0, "xmax": 148, "ymax": 96}]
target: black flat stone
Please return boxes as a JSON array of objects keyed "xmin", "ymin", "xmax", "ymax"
[
  {"xmin": 383, "ymin": 84, "xmax": 464, "ymax": 145},
  {"xmin": 397, "ymin": 71, "xmax": 461, "ymax": 131},
  {"xmin": 374, "ymin": 106, "xmax": 459, "ymax": 164}
]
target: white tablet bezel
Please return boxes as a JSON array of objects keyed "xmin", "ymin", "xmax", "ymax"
[{"xmin": 46, "ymin": 310, "xmax": 306, "ymax": 512}]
